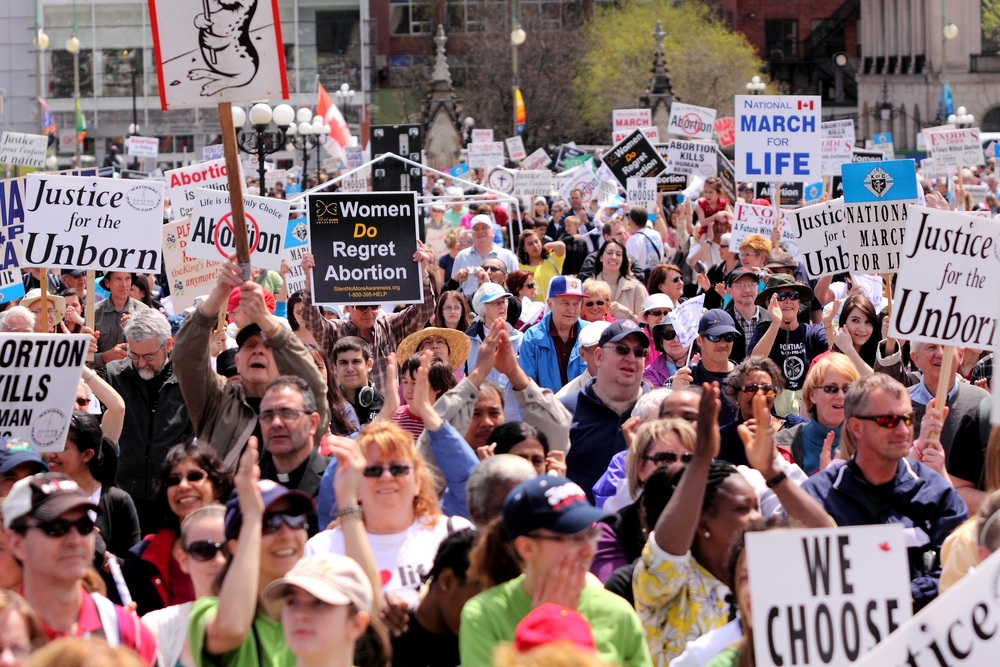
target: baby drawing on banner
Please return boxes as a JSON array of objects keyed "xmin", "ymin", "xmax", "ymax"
[{"xmin": 190, "ymin": 0, "xmax": 259, "ymax": 96}]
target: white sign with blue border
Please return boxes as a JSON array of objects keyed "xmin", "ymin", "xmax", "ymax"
[{"xmin": 841, "ymin": 159, "xmax": 919, "ymax": 273}]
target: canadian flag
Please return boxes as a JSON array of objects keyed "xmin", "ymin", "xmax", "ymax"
[{"xmin": 317, "ymin": 83, "xmax": 352, "ymax": 162}]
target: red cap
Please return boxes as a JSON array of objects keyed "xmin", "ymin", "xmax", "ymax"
[
  {"xmin": 513, "ymin": 604, "xmax": 596, "ymax": 654},
  {"xmin": 228, "ymin": 287, "xmax": 276, "ymax": 315},
  {"xmin": 751, "ymin": 198, "xmax": 773, "ymax": 207}
]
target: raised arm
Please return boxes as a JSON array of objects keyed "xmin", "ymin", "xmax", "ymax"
[
  {"xmin": 750, "ymin": 295, "xmax": 783, "ymax": 359},
  {"xmin": 85, "ymin": 369, "xmax": 125, "ymax": 443}
]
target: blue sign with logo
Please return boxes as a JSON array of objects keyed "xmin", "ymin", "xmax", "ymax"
[
  {"xmin": 0, "ymin": 271, "xmax": 25, "ymax": 304},
  {"xmin": 450, "ymin": 163, "xmax": 469, "ymax": 178},
  {"xmin": 840, "ymin": 159, "xmax": 918, "ymax": 203},
  {"xmin": 873, "ymin": 132, "xmax": 893, "ymax": 146},
  {"xmin": 803, "ymin": 181, "xmax": 823, "ymax": 201}
]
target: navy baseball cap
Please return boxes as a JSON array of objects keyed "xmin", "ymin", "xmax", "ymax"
[
  {"xmin": 502, "ymin": 476, "xmax": 608, "ymax": 540},
  {"xmin": 725, "ymin": 267, "xmax": 758, "ymax": 288},
  {"xmin": 698, "ymin": 309, "xmax": 739, "ymax": 337},
  {"xmin": 0, "ymin": 438, "xmax": 48, "ymax": 476},
  {"xmin": 224, "ymin": 480, "xmax": 315, "ymax": 540},
  {"xmin": 597, "ymin": 320, "xmax": 649, "ymax": 348}
]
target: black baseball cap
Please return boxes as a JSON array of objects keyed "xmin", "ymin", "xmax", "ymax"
[
  {"xmin": 725, "ymin": 267, "xmax": 758, "ymax": 288},
  {"xmin": 698, "ymin": 309, "xmax": 739, "ymax": 337},
  {"xmin": 502, "ymin": 476, "xmax": 608, "ymax": 540},
  {"xmin": 597, "ymin": 320, "xmax": 649, "ymax": 348},
  {"xmin": 235, "ymin": 323, "xmax": 263, "ymax": 348}
]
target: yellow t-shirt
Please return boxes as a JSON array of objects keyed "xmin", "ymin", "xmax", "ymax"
[{"xmin": 519, "ymin": 254, "xmax": 565, "ymax": 302}]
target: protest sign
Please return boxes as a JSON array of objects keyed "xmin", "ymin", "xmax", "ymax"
[
  {"xmin": 21, "ymin": 174, "xmax": 164, "ymax": 273},
  {"xmin": 754, "ymin": 182, "xmax": 804, "ymax": 207},
  {"xmin": 921, "ymin": 157, "xmax": 951, "ymax": 181},
  {"xmin": 555, "ymin": 144, "xmax": 585, "ymax": 170},
  {"xmin": 612, "ymin": 109, "xmax": 652, "ymax": 144},
  {"xmin": 562, "ymin": 154, "xmax": 593, "ymax": 171},
  {"xmin": 840, "ymin": 160, "xmax": 919, "ymax": 274},
  {"xmin": 120, "ymin": 170, "xmax": 152, "ymax": 181},
  {"xmin": 505, "ymin": 136, "xmax": 527, "ymax": 161},
  {"xmin": 449, "ymin": 163, "xmax": 469, "ymax": 178},
  {"xmin": 602, "ymin": 129, "xmax": 668, "ymax": 187},
  {"xmin": 667, "ymin": 103, "xmax": 716, "ymax": 141},
  {"xmin": 147, "ymin": 0, "xmax": 289, "ymax": 110},
  {"xmin": 0, "ymin": 333, "xmax": 91, "ymax": 452},
  {"xmin": 345, "ymin": 146, "xmax": 364, "ymax": 169},
  {"xmin": 203, "ymin": 144, "xmax": 225, "ymax": 161},
  {"xmin": 308, "ymin": 191, "xmax": 422, "ymax": 305},
  {"xmin": 822, "ymin": 119, "xmax": 856, "ymax": 138},
  {"xmin": 716, "ymin": 149, "xmax": 736, "ymax": 202},
  {"xmin": 670, "ymin": 294, "xmax": 704, "ymax": 347},
  {"xmin": 471, "ymin": 129, "xmax": 493, "ymax": 143},
  {"xmin": 926, "ymin": 127, "xmax": 985, "ymax": 168},
  {"xmin": 852, "ymin": 149, "xmax": 886, "ymax": 163},
  {"xmin": 0, "ymin": 269, "xmax": 24, "ymax": 305},
  {"xmin": 625, "ymin": 178, "xmax": 657, "ymax": 210},
  {"xmin": 736, "ymin": 95, "xmax": 822, "ymax": 181},
  {"xmin": 822, "ymin": 137, "xmax": 855, "ymax": 176},
  {"xmin": 657, "ymin": 172, "xmax": 688, "ymax": 194},
  {"xmin": 468, "ymin": 142, "xmax": 505, "ymax": 169},
  {"xmin": 872, "ymin": 131, "xmax": 894, "ymax": 158},
  {"xmin": 186, "ymin": 189, "xmax": 289, "ymax": 271},
  {"xmin": 851, "ymin": 273, "xmax": 884, "ymax": 312},
  {"xmin": 730, "ymin": 202, "xmax": 799, "ymax": 259},
  {"xmin": 0, "ymin": 132, "xmax": 48, "ymax": 168},
  {"xmin": 127, "ymin": 136, "xmax": 159, "ymax": 158},
  {"xmin": 663, "ymin": 139, "xmax": 717, "ymax": 176},
  {"xmin": 514, "ymin": 170, "xmax": 553, "ymax": 197},
  {"xmin": 789, "ymin": 198, "xmax": 848, "ymax": 278},
  {"xmin": 852, "ymin": 547, "xmax": 1000, "ymax": 667},
  {"xmin": 748, "ymin": 524, "xmax": 911, "ymax": 667},
  {"xmin": 281, "ymin": 217, "xmax": 310, "ymax": 296},
  {"xmin": 523, "ymin": 148, "xmax": 551, "ymax": 170},
  {"xmin": 339, "ymin": 170, "xmax": 369, "ymax": 193},
  {"xmin": 804, "ymin": 181, "xmax": 823, "ymax": 202},
  {"xmin": 558, "ymin": 164, "xmax": 601, "ymax": 204},
  {"xmin": 486, "ymin": 167, "xmax": 516, "ymax": 194},
  {"xmin": 714, "ymin": 117, "xmax": 735, "ymax": 147},
  {"xmin": 265, "ymin": 170, "xmax": 287, "ymax": 191},
  {"xmin": 57, "ymin": 131, "xmax": 78, "ymax": 155},
  {"xmin": 613, "ymin": 126, "xmax": 659, "ymax": 145},
  {"xmin": 888, "ymin": 206, "xmax": 1000, "ymax": 349},
  {"xmin": 597, "ymin": 180, "xmax": 619, "ymax": 207},
  {"xmin": 165, "ymin": 159, "xmax": 239, "ymax": 220},
  {"xmin": 161, "ymin": 217, "xmax": 220, "ymax": 313},
  {"xmin": 967, "ymin": 184, "xmax": 990, "ymax": 207}
]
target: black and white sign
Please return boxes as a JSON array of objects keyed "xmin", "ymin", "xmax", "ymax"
[
  {"xmin": 0, "ymin": 132, "xmax": 48, "ymax": 168},
  {"xmin": 165, "ymin": 159, "xmax": 238, "ymax": 219},
  {"xmin": 789, "ymin": 198, "xmax": 849, "ymax": 278},
  {"xmin": 754, "ymin": 182, "xmax": 804, "ymax": 207},
  {"xmin": 667, "ymin": 102, "xmax": 716, "ymax": 141},
  {"xmin": 505, "ymin": 136, "xmax": 527, "ymax": 161},
  {"xmin": 186, "ymin": 190, "xmax": 289, "ymax": 271},
  {"xmin": 514, "ymin": 170, "xmax": 553, "ymax": 197},
  {"xmin": 127, "ymin": 136, "xmax": 159, "ymax": 158},
  {"xmin": 625, "ymin": 177, "xmax": 657, "ymax": 209},
  {"xmin": 308, "ymin": 191, "xmax": 423, "ymax": 306},
  {"xmin": 663, "ymin": 139, "xmax": 717, "ymax": 176},
  {"xmin": 602, "ymin": 129, "xmax": 667, "ymax": 188}
]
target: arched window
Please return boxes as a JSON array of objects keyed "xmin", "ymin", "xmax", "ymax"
[{"xmin": 982, "ymin": 107, "xmax": 1000, "ymax": 132}]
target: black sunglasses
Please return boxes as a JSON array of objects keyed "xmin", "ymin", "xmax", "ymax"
[
  {"xmin": 363, "ymin": 464, "xmax": 413, "ymax": 478},
  {"xmin": 165, "ymin": 470, "xmax": 208, "ymax": 487},
  {"xmin": 25, "ymin": 516, "xmax": 95, "ymax": 537},
  {"xmin": 658, "ymin": 328, "xmax": 677, "ymax": 341},
  {"xmin": 775, "ymin": 291, "xmax": 800, "ymax": 301},
  {"xmin": 643, "ymin": 451, "xmax": 693, "ymax": 465},
  {"xmin": 704, "ymin": 333, "xmax": 737, "ymax": 343},
  {"xmin": 184, "ymin": 539, "xmax": 226, "ymax": 561},
  {"xmin": 853, "ymin": 412, "xmax": 917, "ymax": 429},
  {"xmin": 741, "ymin": 383, "xmax": 777, "ymax": 395},
  {"xmin": 820, "ymin": 384, "xmax": 852, "ymax": 395},
  {"xmin": 262, "ymin": 513, "xmax": 309, "ymax": 535}
]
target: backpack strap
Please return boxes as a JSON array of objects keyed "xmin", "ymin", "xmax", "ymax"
[{"xmin": 89, "ymin": 593, "xmax": 121, "ymax": 648}]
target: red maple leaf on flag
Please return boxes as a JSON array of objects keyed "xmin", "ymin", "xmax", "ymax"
[{"xmin": 878, "ymin": 542, "xmax": 891, "ymax": 552}]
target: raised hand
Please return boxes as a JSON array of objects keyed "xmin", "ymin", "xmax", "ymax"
[
  {"xmin": 330, "ymin": 435, "xmax": 366, "ymax": 508},
  {"xmin": 736, "ymin": 392, "xmax": 779, "ymax": 479},
  {"xmin": 694, "ymin": 382, "xmax": 721, "ymax": 460},
  {"xmin": 234, "ymin": 437, "xmax": 264, "ymax": 521}
]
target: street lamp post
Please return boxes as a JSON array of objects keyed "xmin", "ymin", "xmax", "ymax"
[
  {"xmin": 745, "ymin": 76, "xmax": 766, "ymax": 95},
  {"xmin": 66, "ymin": 34, "xmax": 81, "ymax": 167},
  {"xmin": 948, "ymin": 106, "xmax": 975, "ymax": 128},
  {"xmin": 511, "ymin": 20, "xmax": 525, "ymax": 138},
  {"xmin": 286, "ymin": 107, "xmax": 324, "ymax": 188},
  {"xmin": 232, "ymin": 103, "xmax": 295, "ymax": 196},
  {"xmin": 125, "ymin": 49, "xmax": 141, "ymax": 170},
  {"xmin": 334, "ymin": 83, "xmax": 355, "ymax": 124},
  {"xmin": 312, "ymin": 115, "xmax": 330, "ymax": 182}
]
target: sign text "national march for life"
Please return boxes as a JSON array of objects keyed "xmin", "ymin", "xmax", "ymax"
[{"xmin": 736, "ymin": 95, "xmax": 821, "ymax": 181}]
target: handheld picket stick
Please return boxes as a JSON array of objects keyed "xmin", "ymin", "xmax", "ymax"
[
  {"xmin": 217, "ymin": 303, "xmax": 227, "ymax": 333},
  {"xmin": 217, "ymin": 102, "xmax": 253, "ymax": 279},
  {"xmin": 771, "ymin": 180, "xmax": 782, "ymax": 234},
  {"xmin": 927, "ymin": 345, "xmax": 956, "ymax": 441},
  {"xmin": 37, "ymin": 269, "xmax": 49, "ymax": 333},
  {"xmin": 85, "ymin": 271, "xmax": 96, "ymax": 361}
]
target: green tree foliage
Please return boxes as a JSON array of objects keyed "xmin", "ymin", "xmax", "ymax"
[
  {"xmin": 984, "ymin": 0, "xmax": 1000, "ymax": 54},
  {"xmin": 575, "ymin": 0, "xmax": 766, "ymax": 137}
]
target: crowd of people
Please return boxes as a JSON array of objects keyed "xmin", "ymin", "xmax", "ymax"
[{"xmin": 1, "ymin": 161, "xmax": 1000, "ymax": 667}]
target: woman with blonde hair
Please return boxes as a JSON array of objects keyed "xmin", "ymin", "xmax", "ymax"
[
  {"xmin": 0, "ymin": 589, "xmax": 46, "ymax": 667},
  {"xmin": 581, "ymin": 280, "xmax": 614, "ymax": 324}
]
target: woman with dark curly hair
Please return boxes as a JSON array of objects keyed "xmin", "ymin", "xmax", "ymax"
[{"xmin": 122, "ymin": 439, "xmax": 234, "ymax": 616}]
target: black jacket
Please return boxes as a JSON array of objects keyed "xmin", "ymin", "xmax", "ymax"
[
  {"xmin": 96, "ymin": 485, "xmax": 142, "ymax": 559},
  {"xmin": 259, "ymin": 448, "xmax": 331, "ymax": 535}
]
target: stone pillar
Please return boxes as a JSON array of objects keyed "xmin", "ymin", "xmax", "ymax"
[
  {"xmin": 640, "ymin": 20, "xmax": 677, "ymax": 141},
  {"xmin": 421, "ymin": 25, "xmax": 463, "ymax": 169}
]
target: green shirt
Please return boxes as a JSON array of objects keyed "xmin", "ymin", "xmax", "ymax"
[
  {"xmin": 459, "ymin": 575, "xmax": 652, "ymax": 667},
  {"xmin": 188, "ymin": 597, "xmax": 295, "ymax": 667},
  {"xmin": 704, "ymin": 645, "xmax": 741, "ymax": 667}
]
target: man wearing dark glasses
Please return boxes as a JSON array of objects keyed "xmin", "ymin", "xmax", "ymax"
[
  {"xmin": 3, "ymin": 473, "xmax": 158, "ymax": 663},
  {"xmin": 801, "ymin": 374, "xmax": 967, "ymax": 611},
  {"xmin": 724, "ymin": 267, "xmax": 769, "ymax": 364},
  {"xmin": 671, "ymin": 309, "xmax": 739, "ymax": 425}
]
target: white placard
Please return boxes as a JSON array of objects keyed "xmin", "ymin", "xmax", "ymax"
[
  {"xmin": 670, "ymin": 294, "xmax": 704, "ymax": 347},
  {"xmin": 625, "ymin": 177, "xmax": 657, "ymax": 209},
  {"xmin": 967, "ymin": 184, "xmax": 990, "ymax": 206},
  {"xmin": 165, "ymin": 159, "xmax": 240, "ymax": 220},
  {"xmin": 21, "ymin": 174, "xmax": 164, "ymax": 273},
  {"xmin": 505, "ymin": 136, "xmax": 527, "ymax": 161},
  {"xmin": 264, "ymin": 169, "xmax": 286, "ymax": 189},
  {"xmin": 612, "ymin": 109, "xmax": 652, "ymax": 134},
  {"xmin": 748, "ymin": 524, "xmax": 912, "ymax": 667},
  {"xmin": 664, "ymin": 139, "xmax": 717, "ymax": 176},
  {"xmin": 736, "ymin": 95, "xmax": 822, "ymax": 181},
  {"xmin": 202, "ymin": 144, "xmax": 225, "ymax": 161},
  {"xmin": 843, "ymin": 200, "xmax": 912, "ymax": 274},
  {"xmin": 186, "ymin": 189, "xmax": 289, "ymax": 271},
  {"xmin": 0, "ymin": 132, "xmax": 48, "ymax": 168},
  {"xmin": 850, "ymin": 273, "xmax": 884, "ymax": 312},
  {"xmin": 788, "ymin": 198, "xmax": 849, "ymax": 278},
  {"xmin": 667, "ymin": 102, "xmax": 716, "ymax": 140},
  {"xmin": 339, "ymin": 170, "xmax": 369, "ymax": 193},
  {"xmin": 889, "ymin": 206, "xmax": 1000, "ymax": 349},
  {"xmin": 0, "ymin": 334, "xmax": 91, "ymax": 452},
  {"xmin": 514, "ymin": 170, "xmax": 553, "ymax": 197},
  {"xmin": 926, "ymin": 127, "xmax": 985, "ymax": 168},
  {"xmin": 471, "ymin": 129, "xmax": 494, "ymax": 143},
  {"xmin": 281, "ymin": 217, "xmax": 310, "ymax": 296},
  {"xmin": 345, "ymin": 146, "xmax": 364, "ymax": 168},
  {"xmin": 598, "ymin": 179, "xmax": 619, "ymax": 207},
  {"xmin": 126, "ymin": 136, "xmax": 159, "ymax": 158},
  {"xmin": 613, "ymin": 126, "xmax": 659, "ymax": 145},
  {"xmin": 161, "ymin": 217, "xmax": 220, "ymax": 313},
  {"xmin": 821, "ymin": 119, "xmax": 855, "ymax": 138},
  {"xmin": 467, "ymin": 142, "xmax": 505, "ymax": 169},
  {"xmin": 822, "ymin": 138, "xmax": 855, "ymax": 176},
  {"xmin": 730, "ymin": 202, "xmax": 800, "ymax": 259},
  {"xmin": 147, "ymin": 0, "xmax": 289, "ymax": 110},
  {"xmin": 523, "ymin": 148, "xmax": 551, "ymax": 170},
  {"xmin": 921, "ymin": 157, "xmax": 951, "ymax": 181},
  {"xmin": 557, "ymin": 164, "xmax": 600, "ymax": 204},
  {"xmin": 486, "ymin": 167, "xmax": 516, "ymax": 194},
  {"xmin": 57, "ymin": 130, "xmax": 78, "ymax": 155}
]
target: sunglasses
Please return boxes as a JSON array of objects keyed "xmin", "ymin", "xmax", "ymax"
[
  {"xmin": 165, "ymin": 470, "xmax": 208, "ymax": 487},
  {"xmin": 75, "ymin": 397, "xmax": 90, "ymax": 407},
  {"xmin": 658, "ymin": 328, "xmax": 677, "ymax": 341},
  {"xmin": 669, "ymin": 276, "xmax": 683, "ymax": 283},
  {"xmin": 820, "ymin": 384, "xmax": 852, "ymax": 395},
  {"xmin": 184, "ymin": 539, "xmax": 226, "ymax": 561},
  {"xmin": 485, "ymin": 266, "xmax": 507, "ymax": 274},
  {"xmin": 643, "ymin": 451, "xmax": 694, "ymax": 465},
  {"xmin": 526, "ymin": 283, "xmax": 537, "ymax": 289},
  {"xmin": 741, "ymin": 383, "xmax": 777, "ymax": 395},
  {"xmin": 852, "ymin": 412, "xmax": 917, "ymax": 428},
  {"xmin": 646, "ymin": 309, "xmax": 670, "ymax": 317},
  {"xmin": 354, "ymin": 305, "xmax": 380, "ymax": 312},
  {"xmin": 585, "ymin": 300, "xmax": 607, "ymax": 308},
  {"xmin": 262, "ymin": 513, "xmax": 309, "ymax": 535},
  {"xmin": 775, "ymin": 291, "xmax": 800, "ymax": 301},
  {"xmin": 704, "ymin": 333, "xmax": 737, "ymax": 343},
  {"xmin": 606, "ymin": 344, "xmax": 650, "ymax": 358},
  {"xmin": 25, "ymin": 516, "xmax": 95, "ymax": 537},
  {"xmin": 362, "ymin": 464, "xmax": 413, "ymax": 478}
]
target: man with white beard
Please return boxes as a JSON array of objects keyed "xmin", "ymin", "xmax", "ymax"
[{"xmin": 98, "ymin": 308, "xmax": 193, "ymax": 532}]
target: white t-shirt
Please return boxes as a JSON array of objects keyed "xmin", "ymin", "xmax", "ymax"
[
  {"xmin": 305, "ymin": 515, "xmax": 472, "ymax": 606},
  {"xmin": 626, "ymin": 228, "xmax": 664, "ymax": 271}
]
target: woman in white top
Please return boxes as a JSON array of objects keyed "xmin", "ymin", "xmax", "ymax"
[
  {"xmin": 141, "ymin": 504, "xmax": 227, "ymax": 667},
  {"xmin": 592, "ymin": 239, "xmax": 648, "ymax": 322}
]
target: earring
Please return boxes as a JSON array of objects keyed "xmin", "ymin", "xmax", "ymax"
[
  {"xmin": 441, "ymin": 585, "xmax": 448, "ymax": 592},
  {"xmin": 704, "ymin": 531, "xmax": 711, "ymax": 538}
]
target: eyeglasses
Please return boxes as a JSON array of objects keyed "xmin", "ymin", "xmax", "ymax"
[
  {"xmin": 643, "ymin": 451, "xmax": 694, "ymax": 465},
  {"xmin": 485, "ymin": 266, "xmax": 507, "ymax": 274},
  {"xmin": 526, "ymin": 283, "xmax": 537, "ymax": 289},
  {"xmin": 605, "ymin": 344, "xmax": 650, "ymax": 358},
  {"xmin": 645, "ymin": 309, "xmax": 670, "ymax": 318},
  {"xmin": 741, "ymin": 383, "xmax": 777, "ymax": 395},
  {"xmin": 820, "ymin": 384, "xmax": 852, "ymax": 395},
  {"xmin": 262, "ymin": 513, "xmax": 309, "ymax": 535},
  {"xmin": 75, "ymin": 397, "xmax": 90, "ymax": 407},
  {"xmin": 165, "ymin": 469, "xmax": 208, "ymax": 487},
  {"xmin": 362, "ymin": 464, "xmax": 413, "ymax": 478},
  {"xmin": 354, "ymin": 305, "xmax": 380, "ymax": 312},
  {"xmin": 183, "ymin": 539, "xmax": 226, "ymax": 561},
  {"xmin": 584, "ymin": 300, "xmax": 607, "ymax": 308},
  {"xmin": 25, "ymin": 516, "xmax": 95, "ymax": 537},
  {"xmin": 528, "ymin": 525, "xmax": 601, "ymax": 543},
  {"xmin": 669, "ymin": 276, "xmax": 683, "ymax": 283},
  {"xmin": 731, "ymin": 280, "xmax": 758, "ymax": 290},
  {"xmin": 703, "ymin": 333, "xmax": 737, "ymax": 343},
  {"xmin": 259, "ymin": 408, "xmax": 312, "ymax": 424},
  {"xmin": 775, "ymin": 291, "xmax": 800, "ymax": 302},
  {"xmin": 127, "ymin": 344, "xmax": 165, "ymax": 363},
  {"xmin": 852, "ymin": 412, "xmax": 917, "ymax": 428},
  {"xmin": 659, "ymin": 328, "xmax": 677, "ymax": 341}
]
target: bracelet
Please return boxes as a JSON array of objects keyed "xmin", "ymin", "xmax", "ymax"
[
  {"xmin": 765, "ymin": 471, "xmax": 787, "ymax": 489},
  {"xmin": 83, "ymin": 370, "xmax": 96, "ymax": 383},
  {"xmin": 338, "ymin": 505, "xmax": 363, "ymax": 521}
]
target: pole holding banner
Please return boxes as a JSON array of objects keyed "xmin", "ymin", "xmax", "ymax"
[
  {"xmin": 37, "ymin": 270, "xmax": 49, "ymax": 333},
  {"xmin": 85, "ymin": 271, "xmax": 96, "ymax": 362},
  {"xmin": 771, "ymin": 181, "xmax": 782, "ymax": 236},
  {"xmin": 928, "ymin": 347, "xmax": 956, "ymax": 442},
  {"xmin": 217, "ymin": 102, "xmax": 252, "ymax": 279}
]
